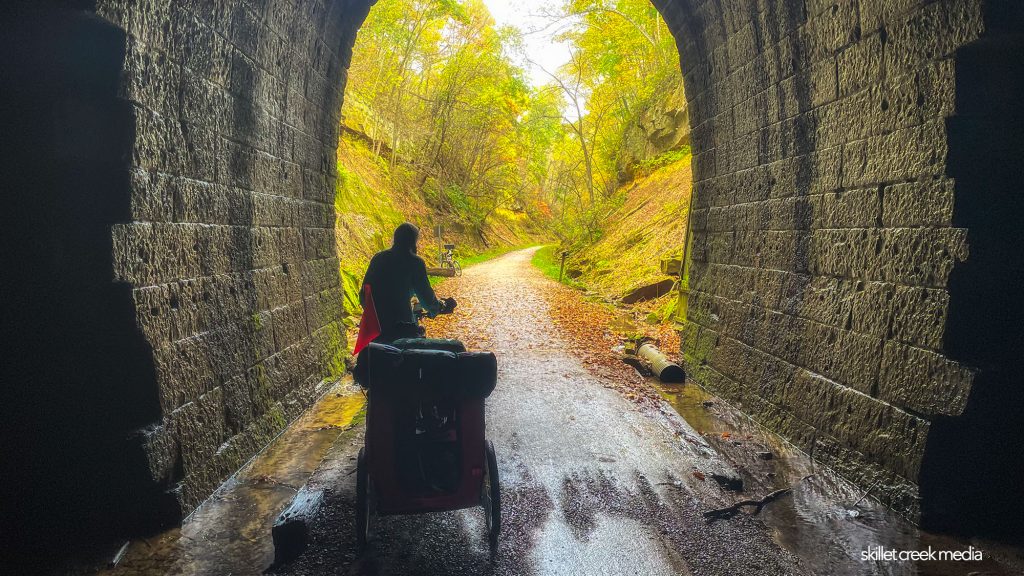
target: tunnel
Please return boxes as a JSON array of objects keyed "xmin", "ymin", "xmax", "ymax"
[{"xmin": 1, "ymin": 0, "xmax": 1022, "ymax": 567}]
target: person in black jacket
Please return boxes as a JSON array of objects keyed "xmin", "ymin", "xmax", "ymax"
[{"xmin": 360, "ymin": 223, "xmax": 455, "ymax": 342}]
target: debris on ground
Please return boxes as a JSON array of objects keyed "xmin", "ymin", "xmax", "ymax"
[
  {"xmin": 540, "ymin": 282, "xmax": 678, "ymax": 408},
  {"xmin": 703, "ymin": 475, "xmax": 815, "ymax": 521},
  {"xmin": 636, "ymin": 341, "xmax": 685, "ymax": 382},
  {"xmin": 703, "ymin": 488, "xmax": 794, "ymax": 521},
  {"xmin": 621, "ymin": 278, "xmax": 675, "ymax": 304},
  {"xmin": 710, "ymin": 473, "xmax": 744, "ymax": 492}
]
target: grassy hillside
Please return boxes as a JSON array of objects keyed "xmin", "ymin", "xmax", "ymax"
[
  {"xmin": 535, "ymin": 151, "xmax": 693, "ymax": 322},
  {"xmin": 334, "ymin": 132, "xmax": 541, "ymax": 323}
]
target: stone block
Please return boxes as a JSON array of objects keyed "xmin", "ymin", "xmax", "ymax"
[
  {"xmin": 134, "ymin": 284, "xmax": 176, "ymax": 342},
  {"xmin": 810, "ymin": 57, "xmax": 839, "ymax": 107},
  {"xmin": 784, "ymin": 369, "xmax": 928, "ymax": 479},
  {"xmin": 222, "ymin": 374, "xmax": 255, "ymax": 434},
  {"xmin": 882, "ymin": 179, "xmax": 954, "ymax": 228},
  {"xmin": 837, "ymin": 30, "xmax": 883, "ymax": 97},
  {"xmin": 272, "ymin": 301, "xmax": 309, "ymax": 349},
  {"xmin": 884, "ymin": 0, "xmax": 984, "ymax": 76},
  {"xmin": 808, "ymin": 227, "xmax": 967, "ymax": 287},
  {"xmin": 878, "ymin": 341, "xmax": 975, "ymax": 416},
  {"xmin": 799, "ymin": 276, "xmax": 854, "ymax": 329},
  {"xmin": 171, "ymin": 387, "xmax": 227, "ymax": 480},
  {"xmin": 849, "ymin": 280, "xmax": 894, "ymax": 338},
  {"xmin": 132, "ymin": 422, "xmax": 179, "ymax": 486},
  {"xmin": 805, "ymin": 0, "xmax": 860, "ymax": 62},
  {"xmin": 304, "ymin": 286, "xmax": 345, "ymax": 331},
  {"xmin": 809, "ymin": 187, "xmax": 881, "ymax": 229},
  {"xmin": 858, "ymin": 0, "xmax": 925, "ymax": 35},
  {"xmin": 889, "ymin": 286, "xmax": 948, "ymax": 350},
  {"xmin": 96, "ymin": 0, "xmax": 173, "ymax": 49}
]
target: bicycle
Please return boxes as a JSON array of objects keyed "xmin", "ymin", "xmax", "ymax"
[{"xmin": 440, "ymin": 243, "xmax": 462, "ymax": 277}]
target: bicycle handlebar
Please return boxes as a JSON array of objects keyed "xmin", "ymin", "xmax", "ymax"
[{"xmin": 414, "ymin": 297, "xmax": 457, "ymax": 318}]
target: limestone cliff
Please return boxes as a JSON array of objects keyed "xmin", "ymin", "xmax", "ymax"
[{"xmin": 618, "ymin": 78, "xmax": 690, "ymax": 183}]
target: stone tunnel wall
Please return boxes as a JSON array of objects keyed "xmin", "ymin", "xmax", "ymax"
[
  {"xmin": 653, "ymin": 0, "xmax": 1023, "ymax": 531},
  {"xmin": 95, "ymin": 0, "xmax": 367, "ymax": 517},
  {"xmin": 1, "ymin": 2, "xmax": 372, "ymax": 562}
]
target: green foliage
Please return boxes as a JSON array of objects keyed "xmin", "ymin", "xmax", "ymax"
[
  {"xmin": 343, "ymin": 0, "xmax": 561, "ymax": 238},
  {"xmin": 531, "ymin": 245, "xmax": 585, "ymax": 289},
  {"xmin": 635, "ymin": 146, "xmax": 691, "ymax": 176},
  {"xmin": 536, "ymin": 0, "xmax": 684, "ymax": 248},
  {"xmin": 338, "ymin": 269, "xmax": 363, "ymax": 325},
  {"xmin": 338, "ymin": 0, "xmax": 689, "ymax": 321},
  {"xmin": 564, "ymin": 154, "xmax": 692, "ymax": 299}
]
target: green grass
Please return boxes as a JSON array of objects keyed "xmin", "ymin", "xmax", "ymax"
[
  {"xmin": 635, "ymin": 146, "xmax": 692, "ymax": 177},
  {"xmin": 531, "ymin": 245, "xmax": 585, "ymax": 289}
]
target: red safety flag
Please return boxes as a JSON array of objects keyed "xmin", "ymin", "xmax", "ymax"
[{"xmin": 352, "ymin": 284, "xmax": 381, "ymax": 355}]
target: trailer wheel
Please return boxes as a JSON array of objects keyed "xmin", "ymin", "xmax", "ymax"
[{"xmin": 482, "ymin": 440, "xmax": 501, "ymax": 549}]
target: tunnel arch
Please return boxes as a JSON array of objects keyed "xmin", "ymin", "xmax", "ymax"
[{"xmin": 1, "ymin": 0, "xmax": 1022, "ymax": 563}]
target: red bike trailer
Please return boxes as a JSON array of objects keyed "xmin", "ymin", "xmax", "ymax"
[{"xmin": 354, "ymin": 339, "xmax": 500, "ymax": 550}]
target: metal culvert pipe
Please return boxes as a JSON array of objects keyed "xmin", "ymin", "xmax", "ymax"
[{"xmin": 637, "ymin": 343, "xmax": 686, "ymax": 383}]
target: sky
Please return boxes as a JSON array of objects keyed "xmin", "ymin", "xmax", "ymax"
[{"xmin": 480, "ymin": 0, "xmax": 574, "ymax": 87}]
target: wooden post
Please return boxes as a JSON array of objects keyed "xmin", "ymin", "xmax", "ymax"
[
  {"xmin": 435, "ymin": 224, "xmax": 443, "ymax": 267},
  {"xmin": 559, "ymin": 250, "xmax": 568, "ymax": 282}
]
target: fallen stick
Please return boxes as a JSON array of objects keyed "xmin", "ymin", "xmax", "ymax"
[
  {"xmin": 703, "ymin": 488, "xmax": 792, "ymax": 520},
  {"xmin": 703, "ymin": 475, "xmax": 813, "ymax": 520},
  {"xmin": 851, "ymin": 479, "xmax": 879, "ymax": 508}
]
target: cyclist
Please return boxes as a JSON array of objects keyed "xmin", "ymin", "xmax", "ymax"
[{"xmin": 360, "ymin": 223, "xmax": 455, "ymax": 343}]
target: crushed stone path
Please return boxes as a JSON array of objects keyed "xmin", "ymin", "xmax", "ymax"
[{"xmin": 272, "ymin": 247, "xmax": 808, "ymax": 576}]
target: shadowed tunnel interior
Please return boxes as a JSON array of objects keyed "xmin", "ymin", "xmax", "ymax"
[
  {"xmin": 0, "ymin": 6, "xmax": 170, "ymax": 560},
  {"xmin": 923, "ymin": 0, "xmax": 1024, "ymax": 535},
  {"xmin": 0, "ymin": 0, "xmax": 1022, "ymax": 569}
]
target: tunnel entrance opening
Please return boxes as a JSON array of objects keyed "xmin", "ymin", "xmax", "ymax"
[{"xmin": 332, "ymin": 0, "xmax": 692, "ymax": 314}]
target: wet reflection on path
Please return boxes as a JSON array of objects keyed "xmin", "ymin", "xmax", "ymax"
[
  {"xmin": 654, "ymin": 381, "xmax": 1024, "ymax": 576},
  {"xmin": 100, "ymin": 382, "xmax": 365, "ymax": 576}
]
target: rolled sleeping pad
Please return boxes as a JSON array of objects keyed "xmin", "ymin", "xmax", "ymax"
[
  {"xmin": 392, "ymin": 337, "xmax": 467, "ymax": 354},
  {"xmin": 637, "ymin": 343, "xmax": 686, "ymax": 383}
]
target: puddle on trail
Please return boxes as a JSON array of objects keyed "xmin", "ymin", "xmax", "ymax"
[
  {"xmin": 654, "ymin": 379, "xmax": 724, "ymax": 436},
  {"xmin": 97, "ymin": 383, "xmax": 365, "ymax": 576},
  {"xmin": 653, "ymin": 381, "xmax": 1024, "ymax": 576}
]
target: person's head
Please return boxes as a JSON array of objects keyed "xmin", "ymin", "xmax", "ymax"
[{"xmin": 393, "ymin": 222, "xmax": 419, "ymax": 253}]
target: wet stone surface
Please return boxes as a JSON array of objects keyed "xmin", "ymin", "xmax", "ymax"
[
  {"xmin": 74, "ymin": 249, "xmax": 1024, "ymax": 575},
  {"xmin": 80, "ymin": 385, "xmax": 365, "ymax": 576}
]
